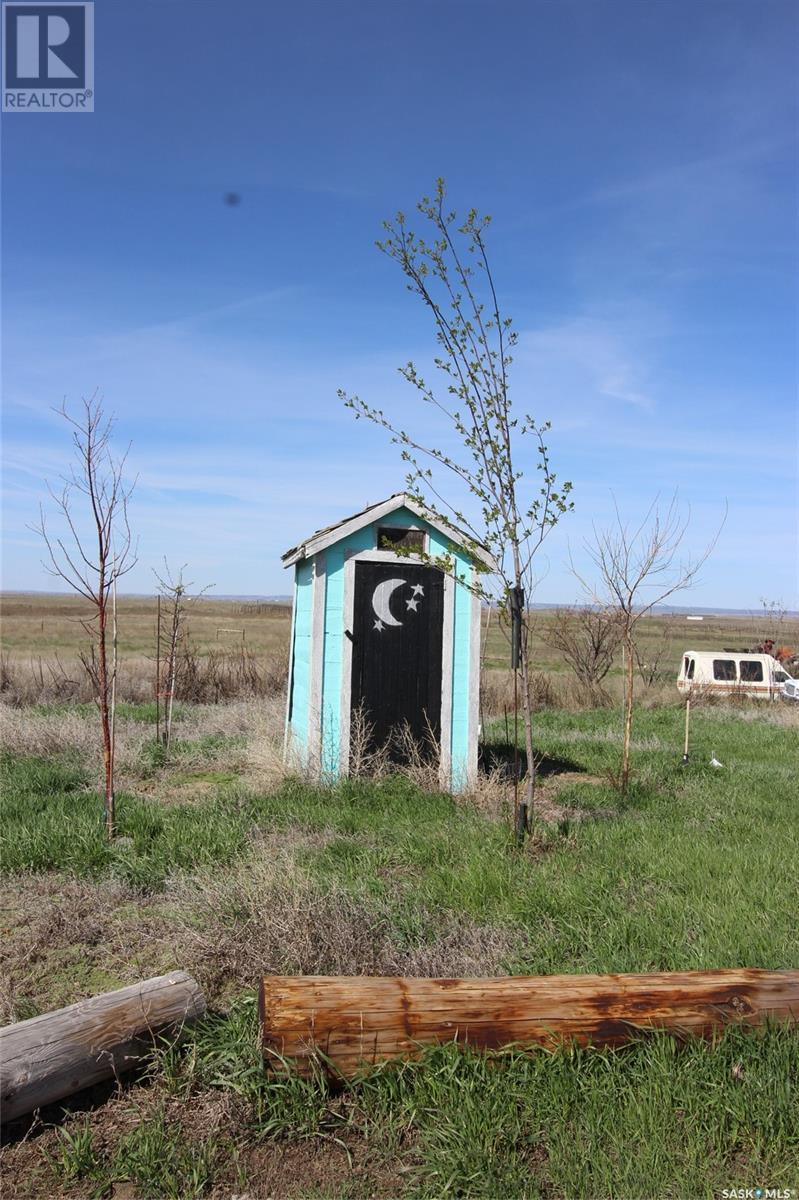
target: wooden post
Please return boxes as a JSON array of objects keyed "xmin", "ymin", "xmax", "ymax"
[
  {"xmin": 682, "ymin": 698, "xmax": 691, "ymax": 764},
  {"xmin": 261, "ymin": 970, "xmax": 799, "ymax": 1078},
  {"xmin": 109, "ymin": 564, "xmax": 118, "ymax": 816},
  {"xmin": 0, "ymin": 972, "xmax": 206, "ymax": 1123},
  {"xmin": 155, "ymin": 593, "xmax": 161, "ymax": 746}
]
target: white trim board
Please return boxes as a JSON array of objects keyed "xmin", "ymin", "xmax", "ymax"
[
  {"xmin": 283, "ymin": 574, "xmax": 300, "ymax": 758},
  {"xmin": 307, "ymin": 552, "xmax": 327, "ymax": 770},
  {"xmin": 439, "ymin": 572, "xmax": 455, "ymax": 790},
  {"xmin": 467, "ymin": 586, "xmax": 481, "ymax": 788}
]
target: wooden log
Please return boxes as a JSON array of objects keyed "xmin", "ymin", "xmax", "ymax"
[
  {"xmin": 261, "ymin": 969, "xmax": 799, "ymax": 1077},
  {"xmin": 1, "ymin": 971, "xmax": 206, "ymax": 1122}
]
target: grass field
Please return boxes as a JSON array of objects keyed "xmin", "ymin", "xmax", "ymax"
[
  {"xmin": 1, "ymin": 595, "xmax": 798, "ymax": 1197},
  {"xmin": 1, "ymin": 706, "xmax": 797, "ymax": 1196}
]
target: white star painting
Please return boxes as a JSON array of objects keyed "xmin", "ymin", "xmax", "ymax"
[{"xmin": 371, "ymin": 578, "xmax": 424, "ymax": 632}]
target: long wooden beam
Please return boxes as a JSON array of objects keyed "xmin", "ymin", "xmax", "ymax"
[
  {"xmin": 1, "ymin": 972, "xmax": 206, "ymax": 1123},
  {"xmin": 261, "ymin": 970, "xmax": 799, "ymax": 1076}
]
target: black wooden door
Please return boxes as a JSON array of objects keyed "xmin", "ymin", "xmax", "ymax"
[{"xmin": 350, "ymin": 561, "xmax": 444, "ymax": 763}]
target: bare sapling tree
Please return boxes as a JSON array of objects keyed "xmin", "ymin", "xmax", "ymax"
[
  {"xmin": 757, "ymin": 596, "xmax": 787, "ymax": 638},
  {"xmin": 340, "ymin": 179, "xmax": 573, "ymax": 826},
  {"xmin": 633, "ymin": 619, "xmax": 673, "ymax": 688},
  {"xmin": 750, "ymin": 597, "xmax": 794, "ymax": 660},
  {"xmin": 547, "ymin": 605, "xmax": 620, "ymax": 702},
  {"xmin": 33, "ymin": 394, "xmax": 137, "ymax": 839},
  {"xmin": 575, "ymin": 493, "xmax": 723, "ymax": 796},
  {"xmin": 153, "ymin": 561, "xmax": 212, "ymax": 751}
]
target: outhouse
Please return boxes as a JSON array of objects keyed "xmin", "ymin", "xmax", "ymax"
[{"xmin": 281, "ymin": 493, "xmax": 494, "ymax": 792}]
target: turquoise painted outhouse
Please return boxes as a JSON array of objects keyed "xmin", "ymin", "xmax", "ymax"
[{"xmin": 281, "ymin": 493, "xmax": 494, "ymax": 792}]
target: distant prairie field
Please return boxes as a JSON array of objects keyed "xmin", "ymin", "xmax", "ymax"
[
  {"xmin": 2, "ymin": 590, "xmax": 796, "ymax": 703},
  {"xmin": 0, "ymin": 592, "xmax": 293, "ymax": 707},
  {"xmin": 0, "ymin": 592, "xmax": 292, "ymax": 659}
]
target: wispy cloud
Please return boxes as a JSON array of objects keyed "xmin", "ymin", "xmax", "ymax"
[
  {"xmin": 513, "ymin": 316, "xmax": 657, "ymax": 415},
  {"xmin": 584, "ymin": 138, "xmax": 787, "ymax": 209},
  {"xmin": 111, "ymin": 287, "xmax": 305, "ymax": 341}
]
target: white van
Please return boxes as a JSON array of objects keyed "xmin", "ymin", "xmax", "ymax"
[{"xmin": 677, "ymin": 651, "xmax": 791, "ymax": 700}]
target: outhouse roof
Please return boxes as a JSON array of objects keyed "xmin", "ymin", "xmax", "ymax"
[{"xmin": 281, "ymin": 492, "xmax": 497, "ymax": 570}]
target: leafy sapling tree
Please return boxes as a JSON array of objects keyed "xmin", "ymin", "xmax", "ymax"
[
  {"xmin": 33, "ymin": 394, "xmax": 137, "ymax": 839},
  {"xmin": 574, "ymin": 493, "xmax": 723, "ymax": 796},
  {"xmin": 339, "ymin": 180, "xmax": 573, "ymax": 824}
]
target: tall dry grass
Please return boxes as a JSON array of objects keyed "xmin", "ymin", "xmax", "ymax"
[
  {"xmin": 0, "ymin": 697, "xmax": 284, "ymax": 791},
  {"xmin": 0, "ymin": 704, "xmax": 135, "ymax": 762},
  {"xmin": 344, "ymin": 705, "xmax": 512, "ymax": 816},
  {"xmin": 176, "ymin": 848, "xmax": 520, "ymax": 1000},
  {"xmin": 480, "ymin": 668, "xmax": 618, "ymax": 715},
  {"xmin": 0, "ymin": 646, "xmax": 287, "ymax": 709}
]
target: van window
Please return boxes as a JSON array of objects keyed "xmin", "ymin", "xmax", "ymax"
[
  {"xmin": 775, "ymin": 671, "xmax": 789, "ymax": 684},
  {"xmin": 713, "ymin": 659, "xmax": 737, "ymax": 681},
  {"xmin": 740, "ymin": 661, "xmax": 764, "ymax": 682},
  {"xmin": 683, "ymin": 656, "xmax": 695, "ymax": 680}
]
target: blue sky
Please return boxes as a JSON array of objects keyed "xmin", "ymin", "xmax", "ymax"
[{"xmin": 2, "ymin": 0, "xmax": 797, "ymax": 606}]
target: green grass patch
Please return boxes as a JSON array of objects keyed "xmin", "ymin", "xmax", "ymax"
[
  {"xmin": 112, "ymin": 1107, "xmax": 220, "ymax": 1198},
  {"xmin": 3, "ymin": 706, "xmax": 797, "ymax": 967},
  {"xmin": 30, "ymin": 700, "xmax": 185, "ymax": 724},
  {"xmin": 239, "ymin": 707, "xmax": 798, "ymax": 973},
  {"xmin": 46, "ymin": 1110, "xmax": 222, "ymax": 1199},
  {"xmin": 0, "ymin": 753, "xmax": 252, "ymax": 890},
  {"xmin": 138, "ymin": 731, "xmax": 245, "ymax": 772},
  {"xmin": 153, "ymin": 995, "xmax": 799, "ymax": 1199},
  {"xmin": 5, "ymin": 701, "xmax": 798, "ymax": 1197}
]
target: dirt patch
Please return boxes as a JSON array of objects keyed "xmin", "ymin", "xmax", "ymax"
[
  {"xmin": 0, "ymin": 1135, "xmax": 56, "ymax": 1199},
  {"xmin": 125, "ymin": 770, "xmax": 243, "ymax": 806},
  {"xmin": 0, "ymin": 1085, "xmax": 408, "ymax": 1200},
  {"xmin": 533, "ymin": 771, "xmax": 612, "ymax": 823},
  {"xmin": 0, "ymin": 874, "xmax": 163, "ymax": 1023},
  {"xmin": 0, "ymin": 1078, "xmax": 151, "ymax": 1198},
  {"xmin": 210, "ymin": 1133, "xmax": 407, "ymax": 1200}
]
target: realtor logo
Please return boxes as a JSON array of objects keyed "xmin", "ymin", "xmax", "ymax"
[{"xmin": 3, "ymin": 2, "xmax": 93, "ymax": 111}]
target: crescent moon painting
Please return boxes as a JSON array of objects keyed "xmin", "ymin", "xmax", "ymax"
[{"xmin": 372, "ymin": 578, "xmax": 406, "ymax": 631}]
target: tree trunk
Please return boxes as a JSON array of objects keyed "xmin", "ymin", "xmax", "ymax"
[
  {"xmin": 517, "ymin": 642, "xmax": 535, "ymax": 821},
  {"xmin": 620, "ymin": 629, "xmax": 635, "ymax": 795},
  {"xmin": 261, "ymin": 970, "xmax": 799, "ymax": 1078},
  {"xmin": 165, "ymin": 622, "xmax": 179, "ymax": 751},
  {"xmin": 96, "ymin": 579, "xmax": 114, "ymax": 841},
  {"xmin": 509, "ymin": 546, "xmax": 535, "ymax": 827},
  {"xmin": 109, "ymin": 571, "xmax": 118, "ymax": 819}
]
